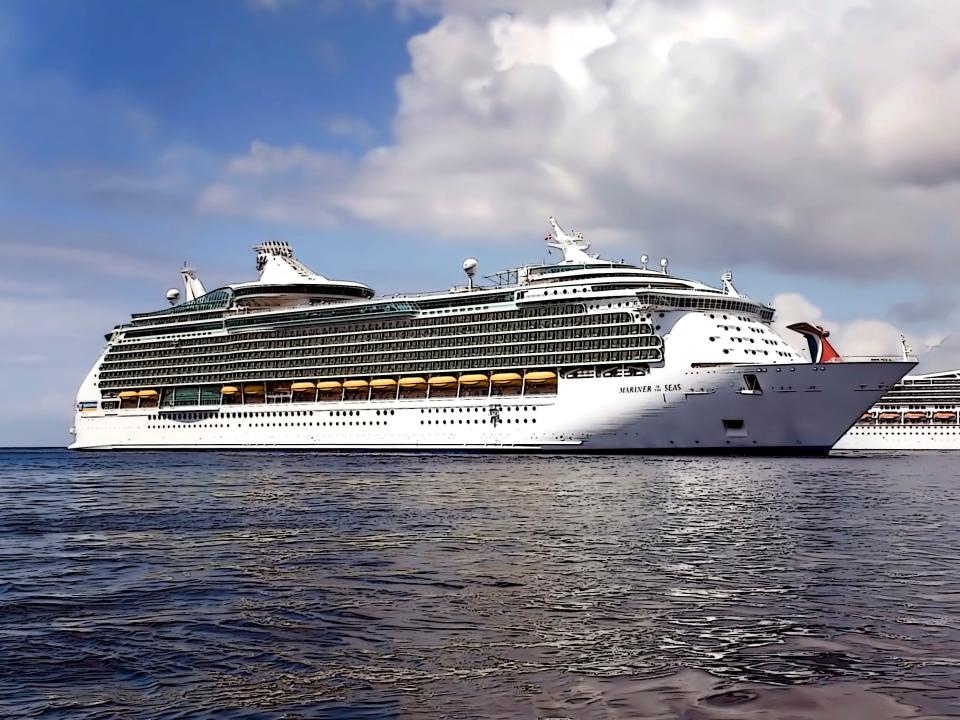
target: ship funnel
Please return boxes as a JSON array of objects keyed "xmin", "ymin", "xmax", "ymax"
[
  {"xmin": 180, "ymin": 264, "xmax": 206, "ymax": 301},
  {"xmin": 787, "ymin": 322, "xmax": 842, "ymax": 363}
]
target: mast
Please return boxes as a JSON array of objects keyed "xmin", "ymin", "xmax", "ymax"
[{"xmin": 545, "ymin": 217, "xmax": 598, "ymax": 264}]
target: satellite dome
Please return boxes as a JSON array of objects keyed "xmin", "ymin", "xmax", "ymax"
[
  {"xmin": 166, "ymin": 288, "xmax": 181, "ymax": 305},
  {"xmin": 462, "ymin": 258, "xmax": 479, "ymax": 275}
]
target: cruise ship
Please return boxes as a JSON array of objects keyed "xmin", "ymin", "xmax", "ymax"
[
  {"xmin": 835, "ymin": 360, "xmax": 960, "ymax": 450},
  {"xmin": 69, "ymin": 219, "xmax": 915, "ymax": 453}
]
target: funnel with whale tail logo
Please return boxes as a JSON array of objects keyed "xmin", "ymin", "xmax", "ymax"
[{"xmin": 787, "ymin": 322, "xmax": 842, "ymax": 363}]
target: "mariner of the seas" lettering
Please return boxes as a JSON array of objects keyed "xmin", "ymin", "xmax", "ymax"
[{"xmin": 620, "ymin": 383, "xmax": 682, "ymax": 394}]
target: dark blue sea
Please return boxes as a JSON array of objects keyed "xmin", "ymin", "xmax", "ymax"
[{"xmin": 0, "ymin": 450, "xmax": 958, "ymax": 719}]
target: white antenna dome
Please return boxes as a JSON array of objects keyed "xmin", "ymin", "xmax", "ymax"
[
  {"xmin": 462, "ymin": 258, "xmax": 479, "ymax": 291},
  {"xmin": 166, "ymin": 288, "xmax": 181, "ymax": 305},
  {"xmin": 640, "ymin": 254, "xmax": 649, "ymax": 269}
]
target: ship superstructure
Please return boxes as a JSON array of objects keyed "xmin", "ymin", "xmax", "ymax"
[
  {"xmin": 835, "ymin": 362, "xmax": 960, "ymax": 450},
  {"xmin": 70, "ymin": 219, "xmax": 914, "ymax": 453}
]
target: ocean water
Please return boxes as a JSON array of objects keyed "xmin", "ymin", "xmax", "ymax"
[{"xmin": 0, "ymin": 450, "xmax": 958, "ymax": 719}]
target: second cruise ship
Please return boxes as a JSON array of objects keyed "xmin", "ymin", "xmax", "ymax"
[
  {"xmin": 835, "ymin": 351, "xmax": 960, "ymax": 450},
  {"xmin": 70, "ymin": 219, "xmax": 915, "ymax": 453}
]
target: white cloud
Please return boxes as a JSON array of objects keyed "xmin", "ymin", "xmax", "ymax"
[
  {"xmin": 323, "ymin": 115, "xmax": 377, "ymax": 144},
  {"xmin": 0, "ymin": 294, "xmax": 130, "ymax": 443},
  {"xmin": 397, "ymin": 0, "xmax": 609, "ymax": 19},
  {"xmin": 200, "ymin": 0, "xmax": 960, "ymax": 286},
  {"xmin": 125, "ymin": 109, "xmax": 157, "ymax": 141},
  {"xmin": 246, "ymin": 0, "xmax": 296, "ymax": 10},
  {"xmin": 920, "ymin": 335, "xmax": 960, "ymax": 374},
  {"xmin": 197, "ymin": 141, "xmax": 352, "ymax": 225},
  {"xmin": 0, "ymin": 296, "xmax": 123, "ymax": 342},
  {"xmin": 0, "ymin": 240, "xmax": 166, "ymax": 281},
  {"xmin": 314, "ymin": 40, "xmax": 344, "ymax": 75}
]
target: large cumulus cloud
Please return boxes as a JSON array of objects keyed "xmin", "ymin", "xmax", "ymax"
[{"xmin": 201, "ymin": 0, "xmax": 960, "ymax": 284}]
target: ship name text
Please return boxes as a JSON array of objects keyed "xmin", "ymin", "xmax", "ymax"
[{"xmin": 620, "ymin": 384, "xmax": 682, "ymax": 394}]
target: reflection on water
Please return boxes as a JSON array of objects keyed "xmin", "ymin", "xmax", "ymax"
[{"xmin": 0, "ymin": 450, "xmax": 958, "ymax": 718}]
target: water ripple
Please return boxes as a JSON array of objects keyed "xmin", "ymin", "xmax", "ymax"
[{"xmin": 0, "ymin": 449, "xmax": 958, "ymax": 718}]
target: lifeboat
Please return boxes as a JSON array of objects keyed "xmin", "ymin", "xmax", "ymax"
[
  {"xmin": 316, "ymin": 380, "xmax": 342, "ymax": 392},
  {"xmin": 370, "ymin": 378, "xmax": 398, "ymax": 390},
  {"xmin": 118, "ymin": 390, "xmax": 138, "ymax": 399},
  {"xmin": 399, "ymin": 377, "xmax": 427, "ymax": 389},
  {"xmin": 524, "ymin": 370, "xmax": 557, "ymax": 384},
  {"xmin": 934, "ymin": 411, "xmax": 956, "ymax": 421},
  {"xmin": 904, "ymin": 412, "xmax": 929, "ymax": 421},
  {"xmin": 343, "ymin": 379, "xmax": 369, "ymax": 391},
  {"xmin": 137, "ymin": 389, "xmax": 159, "ymax": 399},
  {"xmin": 459, "ymin": 374, "xmax": 489, "ymax": 386},
  {"xmin": 878, "ymin": 412, "xmax": 900, "ymax": 421},
  {"xmin": 428, "ymin": 375, "xmax": 458, "ymax": 388},
  {"xmin": 244, "ymin": 385, "xmax": 265, "ymax": 395},
  {"xmin": 491, "ymin": 372, "xmax": 522, "ymax": 385},
  {"xmin": 221, "ymin": 386, "xmax": 239, "ymax": 395},
  {"xmin": 291, "ymin": 381, "xmax": 316, "ymax": 392}
]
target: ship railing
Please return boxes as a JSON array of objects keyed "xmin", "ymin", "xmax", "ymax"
[{"xmin": 838, "ymin": 355, "xmax": 916, "ymax": 363}]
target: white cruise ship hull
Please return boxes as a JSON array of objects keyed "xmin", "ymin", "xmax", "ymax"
[
  {"xmin": 71, "ymin": 361, "xmax": 911, "ymax": 454},
  {"xmin": 834, "ymin": 426, "xmax": 960, "ymax": 451}
]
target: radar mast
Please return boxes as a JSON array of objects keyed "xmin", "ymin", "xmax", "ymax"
[{"xmin": 546, "ymin": 217, "xmax": 597, "ymax": 264}]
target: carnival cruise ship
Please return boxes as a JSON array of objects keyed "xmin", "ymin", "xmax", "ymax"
[
  {"xmin": 70, "ymin": 219, "xmax": 915, "ymax": 453},
  {"xmin": 834, "ymin": 363, "xmax": 960, "ymax": 450}
]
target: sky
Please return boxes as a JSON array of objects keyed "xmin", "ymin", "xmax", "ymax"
[{"xmin": 2, "ymin": 0, "xmax": 960, "ymax": 446}]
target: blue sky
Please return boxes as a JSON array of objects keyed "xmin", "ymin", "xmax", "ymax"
[{"xmin": 2, "ymin": 0, "xmax": 959, "ymax": 445}]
